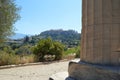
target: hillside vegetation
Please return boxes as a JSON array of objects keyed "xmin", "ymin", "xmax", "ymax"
[
  {"xmin": 0, "ymin": 29, "xmax": 81, "ymax": 65},
  {"xmin": 28, "ymin": 29, "xmax": 80, "ymax": 47}
]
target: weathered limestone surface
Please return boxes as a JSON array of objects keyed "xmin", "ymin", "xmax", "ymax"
[
  {"xmin": 67, "ymin": 0, "xmax": 120, "ymax": 80},
  {"xmin": 81, "ymin": 0, "xmax": 120, "ymax": 66},
  {"xmin": 49, "ymin": 72, "xmax": 68, "ymax": 80},
  {"xmin": 68, "ymin": 62, "xmax": 120, "ymax": 80}
]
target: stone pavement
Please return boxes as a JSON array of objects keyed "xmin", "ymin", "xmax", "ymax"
[
  {"xmin": 0, "ymin": 60, "xmax": 70, "ymax": 80},
  {"xmin": 49, "ymin": 59, "xmax": 80, "ymax": 80}
]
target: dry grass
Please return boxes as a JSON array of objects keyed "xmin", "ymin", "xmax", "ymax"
[
  {"xmin": 0, "ymin": 51, "xmax": 36, "ymax": 66},
  {"xmin": 62, "ymin": 54, "xmax": 75, "ymax": 60}
]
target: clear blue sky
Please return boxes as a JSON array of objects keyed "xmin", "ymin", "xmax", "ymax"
[{"xmin": 15, "ymin": 0, "xmax": 82, "ymax": 35}]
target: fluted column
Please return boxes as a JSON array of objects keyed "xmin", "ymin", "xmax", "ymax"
[{"xmin": 81, "ymin": 0, "xmax": 120, "ymax": 66}]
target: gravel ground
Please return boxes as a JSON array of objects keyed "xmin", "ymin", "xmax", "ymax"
[{"xmin": 0, "ymin": 61, "xmax": 69, "ymax": 80}]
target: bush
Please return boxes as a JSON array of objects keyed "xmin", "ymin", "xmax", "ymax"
[
  {"xmin": 75, "ymin": 46, "xmax": 80, "ymax": 58},
  {"xmin": 50, "ymin": 41, "xmax": 64, "ymax": 60},
  {"xmin": 0, "ymin": 51, "xmax": 19, "ymax": 65},
  {"xmin": 0, "ymin": 44, "xmax": 14, "ymax": 54},
  {"xmin": 19, "ymin": 54, "xmax": 36, "ymax": 64},
  {"xmin": 15, "ymin": 45, "xmax": 32, "ymax": 55},
  {"xmin": 33, "ymin": 38, "xmax": 64, "ymax": 61},
  {"xmin": 0, "ymin": 51, "xmax": 36, "ymax": 66},
  {"xmin": 64, "ymin": 47, "xmax": 76, "ymax": 56},
  {"xmin": 63, "ymin": 46, "xmax": 80, "ymax": 59}
]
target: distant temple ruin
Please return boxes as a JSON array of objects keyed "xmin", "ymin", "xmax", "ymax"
[{"xmin": 81, "ymin": 0, "xmax": 120, "ymax": 66}]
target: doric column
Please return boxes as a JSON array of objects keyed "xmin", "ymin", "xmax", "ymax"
[{"xmin": 81, "ymin": 0, "xmax": 120, "ymax": 66}]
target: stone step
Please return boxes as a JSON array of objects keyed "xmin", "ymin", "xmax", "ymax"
[{"xmin": 49, "ymin": 72, "xmax": 68, "ymax": 80}]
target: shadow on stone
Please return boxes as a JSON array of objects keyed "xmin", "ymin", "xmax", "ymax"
[
  {"xmin": 49, "ymin": 71, "xmax": 68, "ymax": 80},
  {"xmin": 65, "ymin": 76, "xmax": 76, "ymax": 80},
  {"xmin": 68, "ymin": 62, "xmax": 120, "ymax": 80},
  {"xmin": 49, "ymin": 77, "xmax": 54, "ymax": 80}
]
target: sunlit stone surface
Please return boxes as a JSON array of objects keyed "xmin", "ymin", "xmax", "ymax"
[
  {"xmin": 67, "ymin": 0, "xmax": 120, "ymax": 80},
  {"xmin": 81, "ymin": 0, "xmax": 120, "ymax": 66}
]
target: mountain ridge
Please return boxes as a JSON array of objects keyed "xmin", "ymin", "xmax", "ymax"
[{"xmin": 9, "ymin": 33, "xmax": 28, "ymax": 39}]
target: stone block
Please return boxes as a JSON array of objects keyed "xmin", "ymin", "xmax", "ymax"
[{"xmin": 68, "ymin": 61, "xmax": 120, "ymax": 80}]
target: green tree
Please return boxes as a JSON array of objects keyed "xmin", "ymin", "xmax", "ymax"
[
  {"xmin": 15, "ymin": 45, "xmax": 32, "ymax": 55},
  {"xmin": 0, "ymin": 43, "xmax": 14, "ymax": 54},
  {"xmin": 23, "ymin": 36, "xmax": 30, "ymax": 43},
  {"xmin": 50, "ymin": 41, "xmax": 64, "ymax": 60},
  {"xmin": 0, "ymin": 0, "xmax": 20, "ymax": 42},
  {"xmin": 33, "ymin": 38, "xmax": 64, "ymax": 61}
]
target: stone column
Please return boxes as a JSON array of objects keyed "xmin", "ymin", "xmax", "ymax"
[
  {"xmin": 80, "ymin": 0, "xmax": 120, "ymax": 66},
  {"xmin": 67, "ymin": 1, "xmax": 120, "ymax": 80}
]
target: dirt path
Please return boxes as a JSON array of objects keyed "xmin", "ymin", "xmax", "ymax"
[{"xmin": 0, "ymin": 61, "xmax": 69, "ymax": 80}]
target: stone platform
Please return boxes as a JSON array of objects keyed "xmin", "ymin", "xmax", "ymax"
[
  {"xmin": 49, "ymin": 59, "xmax": 80, "ymax": 80},
  {"xmin": 68, "ymin": 61, "xmax": 120, "ymax": 80},
  {"xmin": 49, "ymin": 72, "xmax": 68, "ymax": 80},
  {"xmin": 49, "ymin": 59, "xmax": 120, "ymax": 80}
]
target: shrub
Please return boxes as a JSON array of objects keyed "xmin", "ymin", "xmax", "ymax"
[
  {"xmin": 15, "ymin": 45, "xmax": 32, "ymax": 55},
  {"xmin": 50, "ymin": 41, "xmax": 64, "ymax": 60},
  {"xmin": 64, "ymin": 47, "xmax": 76, "ymax": 56},
  {"xmin": 75, "ymin": 46, "xmax": 80, "ymax": 58},
  {"xmin": 0, "ymin": 51, "xmax": 36, "ymax": 66},
  {"xmin": 19, "ymin": 54, "xmax": 36, "ymax": 63},
  {"xmin": 0, "ymin": 44, "xmax": 14, "ymax": 54},
  {"xmin": 63, "ymin": 46, "xmax": 80, "ymax": 59},
  {"xmin": 33, "ymin": 38, "xmax": 64, "ymax": 61},
  {"xmin": 0, "ymin": 51, "xmax": 19, "ymax": 65}
]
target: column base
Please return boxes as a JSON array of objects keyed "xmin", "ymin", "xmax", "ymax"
[{"xmin": 68, "ymin": 61, "xmax": 120, "ymax": 80}]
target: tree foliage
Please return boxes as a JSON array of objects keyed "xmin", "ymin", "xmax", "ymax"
[
  {"xmin": 15, "ymin": 45, "xmax": 32, "ymax": 55},
  {"xmin": 0, "ymin": 0, "xmax": 20, "ymax": 42},
  {"xmin": 23, "ymin": 36, "xmax": 30, "ymax": 43},
  {"xmin": 40, "ymin": 29, "xmax": 80, "ymax": 42},
  {"xmin": 75, "ymin": 46, "xmax": 80, "ymax": 58},
  {"xmin": 33, "ymin": 38, "xmax": 64, "ymax": 61},
  {"xmin": 27, "ymin": 29, "xmax": 80, "ymax": 47}
]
